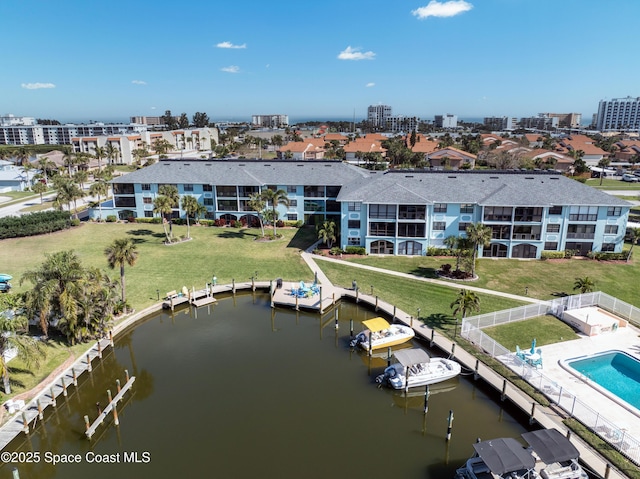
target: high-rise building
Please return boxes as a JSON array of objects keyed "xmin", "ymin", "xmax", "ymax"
[
  {"xmin": 251, "ymin": 114, "xmax": 289, "ymax": 128},
  {"xmin": 367, "ymin": 104, "xmax": 392, "ymax": 128},
  {"xmin": 434, "ymin": 114, "xmax": 458, "ymax": 128},
  {"xmin": 519, "ymin": 114, "xmax": 559, "ymax": 131},
  {"xmin": 386, "ymin": 115, "xmax": 419, "ymax": 133},
  {"xmin": 539, "ymin": 112, "xmax": 582, "ymax": 128},
  {"xmin": 483, "ymin": 117, "xmax": 517, "ymax": 131},
  {"xmin": 595, "ymin": 97, "xmax": 640, "ymax": 131}
]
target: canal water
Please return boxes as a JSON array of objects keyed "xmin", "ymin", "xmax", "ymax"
[{"xmin": 1, "ymin": 293, "xmax": 532, "ymax": 479}]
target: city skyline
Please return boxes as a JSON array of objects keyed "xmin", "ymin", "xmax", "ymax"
[{"xmin": 3, "ymin": 0, "xmax": 640, "ymax": 123}]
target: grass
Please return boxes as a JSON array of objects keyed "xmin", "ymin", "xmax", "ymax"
[
  {"xmin": 338, "ymin": 253, "xmax": 640, "ymax": 307},
  {"xmin": 2, "ymin": 223, "xmax": 317, "ymax": 311},
  {"xmin": 585, "ymin": 178, "xmax": 640, "ymax": 190},
  {"xmin": 482, "ymin": 315, "xmax": 580, "ymax": 351}
]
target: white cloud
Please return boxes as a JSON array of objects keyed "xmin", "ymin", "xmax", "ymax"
[
  {"xmin": 131, "ymin": 80, "xmax": 147, "ymax": 85},
  {"xmin": 366, "ymin": 82, "xmax": 375, "ymax": 87},
  {"xmin": 216, "ymin": 41, "xmax": 247, "ymax": 49},
  {"xmin": 337, "ymin": 46, "xmax": 376, "ymax": 61},
  {"xmin": 21, "ymin": 82, "xmax": 55, "ymax": 90},
  {"xmin": 221, "ymin": 65, "xmax": 240, "ymax": 73},
  {"xmin": 412, "ymin": 0, "xmax": 473, "ymax": 19}
]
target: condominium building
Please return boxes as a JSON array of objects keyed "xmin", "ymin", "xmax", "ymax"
[
  {"xmin": 595, "ymin": 97, "xmax": 640, "ymax": 131},
  {"xmin": 434, "ymin": 114, "xmax": 458, "ymax": 129},
  {"xmin": 251, "ymin": 115, "xmax": 289, "ymax": 128},
  {"xmin": 0, "ymin": 115, "xmax": 36, "ymax": 127},
  {"xmin": 0, "ymin": 122, "xmax": 147, "ymax": 146},
  {"xmin": 101, "ymin": 161, "xmax": 630, "ymax": 259},
  {"xmin": 519, "ymin": 115, "xmax": 559, "ymax": 131},
  {"xmin": 386, "ymin": 115, "xmax": 419, "ymax": 133},
  {"xmin": 367, "ymin": 105, "xmax": 392, "ymax": 128},
  {"xmin": 130, "ymin": 116, "xmax": 165, "ymax": 126},
  {"xmin": 539, "ymin": 112, "xmax": 582, "ymax": 129},
  {"xmin": 483, "ymin": 117, "xmax": 517, "ymax": 131}
]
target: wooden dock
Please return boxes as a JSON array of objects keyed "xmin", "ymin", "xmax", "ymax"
[
  {"xmin": 271, "ymin": 282, "xmax": 339, "ymax": 312},
  {"xmin": 191, "ymin": 296, "xmax": 217, "ymax": 307},
  {"xmin": 0, "ymin": 337, "xmax": 114, "ymax": 450},
  {"xmin": 85, "ymin": 375, "xmax": 136, "ymax": 439}
]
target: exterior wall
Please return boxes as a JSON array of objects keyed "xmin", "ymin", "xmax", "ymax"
[{"xmin": 596, "ymin": 97, "xmax": 640, "ymax": 131}]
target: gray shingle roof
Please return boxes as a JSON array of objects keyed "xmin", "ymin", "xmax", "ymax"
[
  {"xmin": 337, "ymin": 170, "xmax": 631, "ymax": 207},
  {"xmin": 112, "ymin": 159, "xmax": 370, "ymax": 186}
]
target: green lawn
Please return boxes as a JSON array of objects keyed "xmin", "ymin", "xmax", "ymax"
[
  {"xmin": 585, "ymin": 178, "xmax": 640, "ymax": 190},
  {"xmin": 338, "ymin": 253, "xmax": 640, "ymax": 307},
  {"xmin": 2, "ymin": 223, "xmax": 317, "ymax": 310},
  {"xmin": 482, "ymin": 315, "xmax": 581, "ymax": 351}
]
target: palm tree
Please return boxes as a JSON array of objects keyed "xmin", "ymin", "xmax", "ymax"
[
  {"xmin": 89, "ymin": 179, "xmax": 109, "ymax": 220},
  {"xmin": 248, "ymin": 192, "xmax": 266, "ymax": 236},
  {"xmin": 12, "ymin": 146, "xmax": 30, "ymax": 167},
  {"xmin": 104, "ymin": 238, "xmax": 138, "ymax": 305},
  {"xmin": 73, "ymin": 169, "xmax": 89, "ymax": 190},
  {"xmin": 0, "ymin": 296, "xmax": 45, "ymax": 394},
  {"xmin": 573, "ymin": 276, "xmax": 595, "ymax": 294},
  {"xmin": 465, "ymin": 222, "xmax": 492, "ymax": 277},
  {"xmin": 260, "ymin": 188, "xmax": 290, "ymax": 236},
  {"xmin": 180, "ymin": 195, "xmax": 200, "ymax": 239},
  {"xmin": 154, "ymin": 195, "xmax": 174, "ymax": 242},
  {"xmin": 37, "ymin": 156, "xmax": 53, "ymax": 184},
  {"xmin": 317, "ymin": 220, "xmax": 337, "ymax": 248},
  {"xmin": 597, "ymin": 158, "xmax": 611, "ymax": 186},
  {"xmin": 93, "ymin": 145, "xmax": 106, "ymax": 172},
  {"xmin": 105, "ymin": 143, "xmax": 118, "ymax": 166},
  {"xmin": 450, "ymin": 289, "xmax": 480, "ymax": 338},
  {"xmin": 32, "ymin": 180, "xmax": 48, "ymax": 204},
  {"xmin": 627, "ymin": 227, "xmax": 640, "ymax": 263},
  {"xmin": 52, "ymin": 175, "xmax": 84, "ymax": 218}
]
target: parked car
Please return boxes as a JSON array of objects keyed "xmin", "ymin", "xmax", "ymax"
[{"xmin": 622, "ymin": 173, "xmax": 640, "ymax": 182}]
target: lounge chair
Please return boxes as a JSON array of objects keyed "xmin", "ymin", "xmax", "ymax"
[{"xmin": 515, "ymin": 345, "xmax": 526, "ymax": 360}]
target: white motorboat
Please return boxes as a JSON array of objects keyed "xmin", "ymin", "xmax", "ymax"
[
  {"xmin": 521, "ymin": 429, "xmax": 588, "ymax": 479},
  {"xmin": 376, "ymin": 348, "xmax": 461, "ymax": 389},
  {"xmin": 349, "ymin": 317, "xmax": 414, "ymax": 352},
  {"xmin": 455, "ymin": 429, "xmax": 587, "ymax": 479}
]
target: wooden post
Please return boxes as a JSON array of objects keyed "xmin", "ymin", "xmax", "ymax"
[
  {"xmin": 170, "ymin": 295, "xmax": 174, "ymax": 311},
  {"xmin": 50, "ymin": 387, "xmax": 56, "ymax": 407},
  {"xmin": 21, "ymin": 412, "xmax": 29, "ymax": 434},
  {"xmin": 375, "ymin": 295, "xmax": 378, "ymax": 311},
  {"xmin": 84, "ymin": 415, "xmax": 90, "ymax": 434},
  {"xmin": 332, "ymin": 293, "xmax": 335, "ymax": 306},
  {"xmin": 474, "ymin": 359, "xmax": 480, "ymax": 380},
  {"xmin": 109, "ymin": 330, "xmax": 114, "ymax": 347},
  {"xmin": 430, "ymin": 329, "xmax": 435, "ymax": 347},
  {"xmin": 251, "ymin": 277, "xmax": 255, "ymax": 291},
  {"xmin": 334, "ymin": 309, "xmax": 339, "ymax": 330},
  {"xmin": 405, "ymin": 366, "xmax": 410, "ymax": 394},
  {"xmin": 125, "ymin": 369, "xmax": 130, "ymax": 383},
  {"xmin": 37, "ymin": 399, "xmax": 43, "ymax": 420},
  {"xmin": 605, "ymin": 464, "xmax": 611, "ymax": 479},
  {"xmin": 87, "ymin": 353, "xmax": 92, "ymax": 372},
  {"xmin": 319, "ymin": 286, "xmax": 323, "ymax": 314},
  {"xmin": 116, "ymin": 379, "xmax": 121, "ymax": 394},
  {"xmin": 387, "ymin": 347, "xmax": 392, "ymax": 367},
  {"xmin": 12, "ymin": 467, "xmax": 19, "ymax": 479},
  {"xmin": 61, "ymin": 376, "xmax": 67, "ymax": 397},
  {"xmin": 350, "ymin": 319, "xmax": 354, "ymax": 338},
  {"xmin": 295, "ymin": 294, "xmax": 299, "ymax": 311},
  {"xmin": 501, "ymin": 379, "xmax": 507, "ymax": 401},
  {"xmin": 424, "ymin": 385, "xmax": 430, "ymax": 414},
  {"xmin": 446, "ymin": 410, "xmax": 454, "ymax": 441},
  {"xmin": 393, "ymin": 305, "xmax": 396, "ymax": 321},
  {"xmin": 410, "ymin": 316, "xmax": 413, "ymax": 328},
  {"xmin": 269, "ymin": 280, "xmax": 273, "ymax": 295},
  {"xmin": 97, "ymin": 341, "xmax": 102, "ymax": 359},
  {"xmin": 72, "ymin": 368, "xmax": 78, "ymax": 386},
  {"xmin": 113, "ymin": 403, "xmax": 119, "ymax": 426},
  {"xmin": 232, "ymin": 278, "xmax": 236, "ymax": 294},
  {"xmin": 356, "ymin": 288, "xmax": 359, "ymax": 303},
  {"xmin": 451, "ymin": 343, "xmax": 456, "ymax": 357}
]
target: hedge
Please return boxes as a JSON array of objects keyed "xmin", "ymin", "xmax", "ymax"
[{"xmin": 0, "ymin": 211, "xmax": 73, "ymax": 239}]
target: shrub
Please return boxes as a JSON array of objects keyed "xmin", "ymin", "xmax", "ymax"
[
  {"xmin": 427, "ymin": 247, "xmax": 453, "ymax": 256},
  {"xmin": 440, "ymin": 263, "xmax": 452, "ymax": 274},
  {"xmin": 540, "ymin": 251, "xmax": 565, "ymax": 260},
  {"xmin": 563, "ymin": 249, "xmax": 579, "ymax": 258},
  {"xmin": 330, "ymin": 247, "xmax": 344, "ymax": 255},
  {"xmin": 214, "ymin": 218, "xmax": 226, "ymax": 227},
  {"xmin": 587, "ymin": 251, "xmax": 628, "ymax": 261},
  {"xmin": 230, "ymin": 220, "xmax": 238, "ymax": 228},
  {"xmin": 106, "ymin": 215, "xmax": 117, "ymax": 223},
  {"xmin": 276, "ymin": 220, "xmax": 285, "ymax": 228},
  {"xmin": 0, "ymin": 211, "xmax": 74, "ymax": 239},
  {"xmin": 70, "ymin": 218, "xmax": 81, "ymax": 227},
  {"xmin": 133, "ymin": 217, "xmax": 163, "ymax": 224},
  {"xmin": 344, "ymin": 246, "xmax": 366, "ymax": 255}
]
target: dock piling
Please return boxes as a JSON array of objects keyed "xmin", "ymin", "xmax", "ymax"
[
  {"xmin": 37, "ymin": 399, "xmax": 43, "ymax": 420},
  {"xmin": 350, "ymin": 319, "xmax": 353, "ymax": 338},
  {"xmin": 61, "ymin": 377, "xmax": 67, "ymax": 397},
  {"xmin": 424, "ymin": 385, "xmax": 430, "ymax": 414},
  {"xmin": 21, "ymin": 412, "xmax": 28, "ymax": 434},
  {"xmin": 87, "ymin": 353, "xmax": 92, "ymax": 372},
  {"xmin": 446, "ymin": 410, "xmax": 454, "ymax": 441},
  {"xmin": 72, "ymin": 368, "xmax": 77, "ymax": 386},
  {"xmin": 50, "ymin": 387, "xmax": 56, "ymax": 407}
]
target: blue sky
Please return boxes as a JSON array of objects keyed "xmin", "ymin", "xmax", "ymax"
[{"xmin": 2, "ymin": 0, "xmax": 639, "ymax": 124}]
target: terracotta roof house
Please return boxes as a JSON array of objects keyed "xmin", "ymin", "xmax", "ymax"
[
  {"xmin": 343, "ymin": 137, "xmax": 387, "ymax": 161},
  {"xmin": 277, "ymin": 138, "xmax": 326, "ymax": 160},
  {"xmin": 613, "ymin": 140, "xmax": 640, "ymax": 161},
  {"xmin": 557, "ymin": 135, "xmax": 608, "ymax": 165},
  {"xmin": 323, "ymin": 133, "xmax": 348, "ymax": 145},
  {"xmin": 426, "ymin": 147, "xmax": 476, "ymax": 170}
]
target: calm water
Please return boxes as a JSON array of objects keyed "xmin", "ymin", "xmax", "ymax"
[
  {"xmin": 568, "ymin": 350, "xmax": 640, "ymax": 409},
  {"xmin": 1, "ymin": 293, "xmax": 531, "ymax": 479}
]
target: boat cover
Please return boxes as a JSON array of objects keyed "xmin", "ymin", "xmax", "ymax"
[
  {"xmin": 472, "ymin": 438, "xmax": 535, "ymax": 475},
  {"xmin": 393, "ymin": 348, "xmax": 430, "ymax": 367},
  {"xmin": 0, "ymin": 274, "xmax": 12, "ymax": 282},
  {"xmin": 362, "ymin": 317, "xmax": 391, "ymax": 332},
  {"xmin": 521, "ymin": 429, "xmax": 579, "ymax": 464}
]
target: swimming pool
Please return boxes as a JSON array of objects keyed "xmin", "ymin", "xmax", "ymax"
[{"xmin": 566, "ymin": 350, "xmax": 640, "ymax": 411}]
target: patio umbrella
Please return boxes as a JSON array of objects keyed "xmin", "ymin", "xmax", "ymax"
[{"xmin": 530, "ymin": 338, "xmax": 537, "ymax": 355}]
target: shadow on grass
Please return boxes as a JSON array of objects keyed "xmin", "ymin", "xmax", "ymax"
[
  {"xmin": 422, "ymin": 312, "xmax": 454, "ymax": 330},
  {"xmin": 551, "ymin": 291, "xmax": 569, "ymax": 297},
  {"xmin": 287, "ymin": 226, "xmax": 317, "ymax": 250},
  {"xmin": 410, "ymin": 266, "xmax": 439, "ymax": 279},
  {"xmin": 126, "ymin": 229, "xmax": 165, "ymax": 241},
  {"xmin": 219, "ymin": 230, "xmax": 250, "ymax": 239}
]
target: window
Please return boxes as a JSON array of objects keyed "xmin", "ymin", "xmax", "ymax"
[
  {"xmin": 460, "ymin": 204, "xmax": 474, "ymax": 214},
  {"xmin": 217, "ymin": 199, "xmax": 237, "ymax": 211},
  {"xmin": 348, "ymin": 220, "xmax": 361, "ymax": 229},
  {"xmin": 601, "ymin": 243, "xmax": 616, "ymax": 252},
  {"xmin": 433, "ymin": 203, "xmax": 447, "ymax": 213},
  {"xmin": 304, "ymin": 200, "xmax": 324, "ymax": 212},
  {"xmin": 202, "ymin": 184, "xmax": 213, "ymax": 192},
  {"xmin": 326, "ymin": 200, "xmax": 340, "ymax": 212},
  {"xmin": 203, "ymin": 198, "xmax": 213, "ymax": 206},
  {"xmin": 604, "ymin": 225, "xmax": 618, "ymax": 234},
  {"xmin": 370, "ymin": 240, "xmax": 394, "ymax": 254},
  {"xmin": 288, "ymin": 199, "xmax": 297, "ymax": 207},
  {"xmin": 369, "ymin": 222, "xmax": 396, "ymax": 236},
  {"xmin": 432, "ymin": 221, "xmax": 446, "ymax": 231},
  {"xmin": 458, "ymin": 222, "xmax": 470, "ymax": 232},
  {"xmin": 183, "ymin": 184, "xmax": 194, "ymax": 192},
  {"xmin": 544, "ymin": 242, "xmax": 558, "ymax": 250},
  {"xmin": 286, "ymin": 185, "xmax": 296, "ymax": 193},
  {"xmin": 286, "ymin": 213, "xmax": 298, "ymax": 221},
  {"xmin": 567, "ymin": 224, "xmax": 596, "ymax": 239},
  {"xmin": 546, "ymin": 224, "xmax": 560, "ymax": 233},
  {"xmin": 238, "ymin": 186, "xmax": 259, "ymax": 197},
  {"xmin": 326, "ymin": 186, "xmax": 341, "ymax": 197},
  {"xmin": 216, "ymin": 186, "xmax": 237, "ymax": 197},
  {"xmin": 398, "ymin": 240, "xmax": 422, "ymax": 256},
  {"xmin": 143, "ymin": 197, "xmax": 152, "ymax": 204},
  {"xmin": 347, "ymin": 237, "xmax": 361, "ymax": 246},
  {"xmin": 113, "ymin": 183, "xmax": 134, "ymax": 195},
  {"xmin": 398, "ymin": 205, "xmax": 426, "ymax": 220},
  {"xmin": 514, "ymin": 207, "xmax": 542, "ymax": 222},
  {"xmin": 144, "ymin": 211, "xmax": 154, "ymax": 218},
  {"xmin": 490, "ymin": 225, "xmax": 511, "ymax": 239},
  {"xmin": 548, "ymin": 205, "xmax": 563, "ymax": 215},
  {"xmin": 569, "ymin": 206, "xmax": 597, "ymax": 221},
  {"xmin": 304, "ymin": 186, "xmax": 324, "ymax": 197},
  {"xmin": 398, "ymin": 223, "xmax": 425, "ymax": 237},
  {"xmin": 369, "ymin": 204, "xmax": 396, "ymax": 219},
  {"xmin": 607, "ymin": 207, "xmax": 622, "ymax": 217},
  {"xmin": 141, "ymin": 183, "xmax": 151, "ymax": 191},
  {"xmin": 114, "ymin": 197, "xmax": 136, "ymax": 207},
  {"xmin": 348, "ymin": 202, "xmax": 361, "ymax": 211},
  {"xmin": 483, "ymin": 206, "xmax": 513, "ymax": 221}
]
